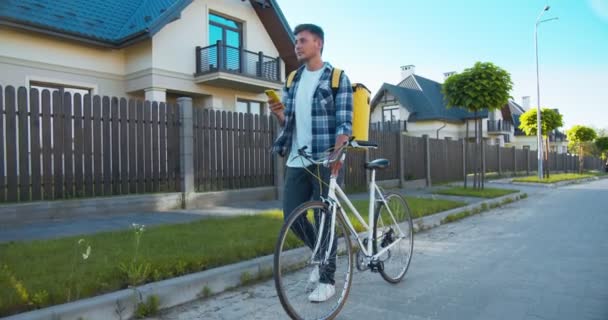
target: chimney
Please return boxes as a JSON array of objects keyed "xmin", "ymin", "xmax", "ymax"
[
  {"xmin": 443, "ymin": 71, "xmax": 456, "ymax": 80},
  {"xmin": 400, "ymin": 65, "xmax": 415, "ymax": 80},
  {"xmin": 521, "ymin": 96, "xmax": 530, "ymax": 110}
]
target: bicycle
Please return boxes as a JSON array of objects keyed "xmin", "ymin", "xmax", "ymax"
[{"xmin": 273, "ymin": 139, "xmax": 414, "ymax": 320}]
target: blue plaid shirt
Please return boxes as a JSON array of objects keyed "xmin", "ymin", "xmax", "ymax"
[{"xmin": 271, "ymin": 63, "xmax": 353, "ymax": 160}]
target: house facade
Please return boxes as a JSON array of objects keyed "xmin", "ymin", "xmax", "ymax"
[
  {"xmin": 510, "ymin": 102, "xmax": 569, "ymax": 154},
  {"xmin": 0, "ymin": 0, "xmax": 297, "ymax": 114},
  {"xmin": 370, "ymin": 66, "xmax": 568, "ymax": 153},
  {"xmin": 370, "ymin": 65, "xmax": 514, "ymax": 144}
]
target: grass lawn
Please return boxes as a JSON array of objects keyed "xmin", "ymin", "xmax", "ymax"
[
  {"xmin": 0, "ymin": 196, "xmax": 465, "ymax": 317},
  {"xmin": 433, "ymin": 187, "xmax": 519, "ymax": 198},
  {"xmin": 512, "ymin": 173, "xmax": 595, "ymax": 184}
]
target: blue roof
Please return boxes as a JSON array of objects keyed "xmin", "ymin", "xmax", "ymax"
[
  {"xmin": 0, "ymin": 0, "xmax": 192, "ymax": 46},
  {"xmin": 371, "ymin": 75, "xmax": 488, "ymax": 123}
]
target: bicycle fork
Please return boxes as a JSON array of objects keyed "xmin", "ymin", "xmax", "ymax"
[{"xmin": 310, "ymin": 177, "xmax": 339, "ymax": 266}]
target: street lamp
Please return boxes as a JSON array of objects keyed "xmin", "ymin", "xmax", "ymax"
[{"xmin": 535, "ymin": 5, "xmax": 558, "ymax": 179}]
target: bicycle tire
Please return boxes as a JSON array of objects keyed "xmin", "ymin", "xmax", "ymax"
[
  {"xmin": 372, "ymin": 192, "xmax": 414, "ymax": 283},
  {"xmin": 274, "ymin": 201, "xmax": 353, "ymax": 320}
]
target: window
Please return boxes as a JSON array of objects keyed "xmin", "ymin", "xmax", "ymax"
[
  {"xmin": 382, "ymin": 106, "xmax": 399, "ymax": 123},
  {"xmin": 236, "ymin": 99, "xmax": 263, "ymax": 115},
  {"xmin": 209, "ymin": 12, "xmax": 242, "ymax": 71},
  {"xmin": 30, "ymin": 81, "xmax": 91, "ymax": 96}
]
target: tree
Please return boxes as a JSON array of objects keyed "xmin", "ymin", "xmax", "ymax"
[
  {"xmin": 595, "ymin": 137, "xmax": 608, "ymax": 160},
  {"xmin": 518, "ymin": 108, "xmax": 563, "ymax": 178},
  {"xmin": 567, "ymin": 125, "xmax": 597, "ymax": 173},
  {"xmin": 442, "ymin": 62, "xmax": 513, "ymax": 189}
]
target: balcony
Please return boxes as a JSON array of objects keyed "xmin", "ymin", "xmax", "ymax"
[
  {"xmin": 487, "ymin": 120, "xmax": 512, "ymax": 134},
  {"xmin": 370, "ymin": 120, "xmax": 407, "ymax": 132},
  {"xmin": 194, "ymin": 41, "xmax": 283, "ymax": 93}
]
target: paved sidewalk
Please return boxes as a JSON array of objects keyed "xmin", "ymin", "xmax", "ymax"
[{"xmin": 0, "ymin": 182, "xmax": 537, "ymax": 243}]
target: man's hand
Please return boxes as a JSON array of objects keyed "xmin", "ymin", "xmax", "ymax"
[
  {"xmin": 268, "ymin": 99, "xmax": 285, "ymax": 126},
  {"xmin": 331, "ymin": 134, "xmax": 350, "ymax": 177}
]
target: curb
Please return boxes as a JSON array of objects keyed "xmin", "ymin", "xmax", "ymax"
[
  {"xmin": 509, "ymin": 176, "xmax": 605, "ymax": 188},
  {"xmin": 2, "ymin": 192, "xmax": 527, "ymax": 320}
]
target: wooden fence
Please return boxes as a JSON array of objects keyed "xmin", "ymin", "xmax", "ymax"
[
  {"xmin": 1, "ymin": 84, "xmax": 604, "ymax": 204},
  {"xmin": 192, "ymin": 109, "xmax": 274, "ymax": 192},
  {"xmin": 0, "ymin": 85, "xmax": 180, "ymax": 203}
]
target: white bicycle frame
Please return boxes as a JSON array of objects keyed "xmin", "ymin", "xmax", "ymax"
[{"xmin": 310, "ymin": 163, "xmax": 407, "ymax": 264}]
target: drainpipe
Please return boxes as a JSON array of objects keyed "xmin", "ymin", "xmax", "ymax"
[{"xmin": 436, "ymin": 121, "xmax": 447, "ymax": 139}]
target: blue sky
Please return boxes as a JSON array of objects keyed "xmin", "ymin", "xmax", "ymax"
[{"xmin": 277, "ymin": 0, "xmax": 608, "ymax": 131}]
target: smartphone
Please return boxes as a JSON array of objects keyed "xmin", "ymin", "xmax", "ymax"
[
  {"xmin": 264, "ymin": 89, "xmax": 281, "ymax": 103},
  {"xmin": 265, "ymin": 89, "xmax": 284, "ymax": 110}
]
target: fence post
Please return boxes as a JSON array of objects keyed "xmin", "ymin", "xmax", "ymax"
[
  {"xmin": 272, "ymin": 120, "xmax": 285, "ymax": 202},
  {"xmin": 497, "ymin": 145, "xmax": 502, "ymax": 176},
  {"xmin": 398, "ymin": 130, "xmax": 406, "ymax": 188},
  {"xmin": 178, "ymin": 97, "xmax": 194, "ymax": 208},
  {"xmin": 512, "ymin": 146, "xmax": 517, "ymax": 176},
  {"xmin": 481, "ymin": 142, "xmax": 486, "ymax": 189},
  {"xmin": 423, "ymin": 134, "xmax": 431, "ymax": 187},
  {"xmin": 526, "ymin": 147, "xmax": 530, "ymax": 176},
  {"xmin": 461, "ymin": 139, "xmax": 466, "ymax": 187}
]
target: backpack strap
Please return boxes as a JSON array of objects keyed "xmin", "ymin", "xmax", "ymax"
[
  {"xmin": 287, "ymin": 67, "xmax": 343, "ymax": 98},
  {"xmin": 331, "ymin": 68, "xmax": 342, "ymax": 89},
  {"xmin": 331, "ymin": 68, "xmax": 343, "ymax": 97},
  {"xmin": 286, "ymin": 70, "xmax": 298, "ymax": 89}
]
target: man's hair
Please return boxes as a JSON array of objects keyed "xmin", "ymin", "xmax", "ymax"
[{"xmin": 294, "ymin": 24, "xmax": 324, "ymax": 42}]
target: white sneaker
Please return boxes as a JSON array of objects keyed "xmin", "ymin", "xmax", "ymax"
[
  {"xmin": 308, "ymin": 283, "xmax": 335, "ymax": 302},
  {"xmin": 308, "ymin": 265, "xmax": 320, "ymax": 284}
]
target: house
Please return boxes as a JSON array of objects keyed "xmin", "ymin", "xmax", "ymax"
[
  {"xmin": 370, "ymin": 65, "xmax": 521, "ymax": 145},
  {"xmin": 0, "ymin": 0, "xmax": 297, "ymax": 114},
  {"xmin": 510, "ymin": 100, "xmax": 568, "ymax": 154}
]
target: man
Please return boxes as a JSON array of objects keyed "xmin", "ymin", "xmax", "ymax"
[{"xmin": 269, "ymin": 24, "xmax": 353, "ymax": 302}]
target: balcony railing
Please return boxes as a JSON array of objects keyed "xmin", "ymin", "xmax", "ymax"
[
  {"xmin": 487, "ymin": 119, "xmax": 512, "ymax": 133},
  {"xmin": 370, "ymin": 120, "xmax": 407, "ymax": 132},
  {"xmin": 195, "ymin": 41, "xmax": 281, "ymax": 83}
]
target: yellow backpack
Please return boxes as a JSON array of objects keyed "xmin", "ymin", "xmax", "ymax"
[{"xmin": 286, "ymin": 68, "xmax": 371, "ymax": 141}]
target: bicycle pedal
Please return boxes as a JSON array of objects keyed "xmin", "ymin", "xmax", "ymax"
[{"xmin": 369, "ymin": 260, "xmax": 384, "ymax": 273}]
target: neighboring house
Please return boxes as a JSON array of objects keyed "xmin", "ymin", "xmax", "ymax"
[
  {"xmin": 510, "ymin": 101, "xmax": 568, "ymax": 154},
  {"xmin": 0, "ymin": 0, "xmax": 297, "ymax": 114},
  {"xmin": 370, "ymin": 65, "xmax": 517, "ymax": 144}
]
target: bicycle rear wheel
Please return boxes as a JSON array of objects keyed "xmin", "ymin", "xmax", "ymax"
[
  {"xmin": 373, "ymin": 192, "xmax": 414, "ymax": 283},
  {"xmin": 274, "ymin": 201, "xmax": 353, "ymax": 320}
]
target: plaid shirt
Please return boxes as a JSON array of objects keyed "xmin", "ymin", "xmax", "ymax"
[{"xmin": 271, "ymin": 62, "xmax": 353, "ymax": 160}]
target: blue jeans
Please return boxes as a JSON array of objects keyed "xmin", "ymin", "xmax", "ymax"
[{"xmin": 283, "ymin": 165, "xmax": 337, "ymax": 285}]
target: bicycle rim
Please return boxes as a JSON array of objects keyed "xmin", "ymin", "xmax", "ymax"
[
  {"xmin": 373, "ymin": 192, "xmax": 414, "ymax": 283},
  {"xmin": 274, "ymin": 201, "xmax": 353, "ymax": 320}
]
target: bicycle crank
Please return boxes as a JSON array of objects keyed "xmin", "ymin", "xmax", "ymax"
[
  {"xmin": 369, "ymin": 260, "xmax": 384, "ymax": 273},
  {"xmin": 356, "ymin": 239, "xmax": 370, "ymax": 271}
]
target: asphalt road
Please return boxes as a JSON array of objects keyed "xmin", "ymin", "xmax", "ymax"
[{"xmin": 157, "ymin": 179, "xmax": 608, "ymax": 320}]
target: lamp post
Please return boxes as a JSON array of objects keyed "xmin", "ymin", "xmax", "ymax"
[{"xmin": 535, "ymin": 5, "xmax": 558, "ymax": 179}]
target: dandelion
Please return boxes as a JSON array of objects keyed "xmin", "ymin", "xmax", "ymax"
[{"xmin": 82, "ymin": 245, "xmax": 91, "ymax": 260}]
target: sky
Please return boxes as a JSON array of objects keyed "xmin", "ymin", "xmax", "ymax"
[{"xmin": 277, "ymin": 0, "xmax": 608, "ymax": 131}]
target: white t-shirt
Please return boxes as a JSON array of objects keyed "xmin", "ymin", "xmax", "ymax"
[{"xmin": 286, "ymin": 67, "xmax": 324, "ymax": 167}]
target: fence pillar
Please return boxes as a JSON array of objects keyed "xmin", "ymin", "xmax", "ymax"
[
  {"xmin": 178, "ymin": 97, "xmax": 194, "ymax": 207},
  {"xmin": 526, "ymin": 148, "xmax": 530, "ymax": 176},
  {"xmin": 461, "ymin": 139, "xmax": 467, "ymax": 187},
  {"xmin": 272, "ymin": 120, "xmax": 285, "ymax": 202},
  {"xmin": 423, "ymin": 134, "xmax": 431, "ymax": 187},
  {"xmin": 398, "ymin": 131, "xmax": 406, "ymax": 188},
  {"xmin": 481, "ymin": 141, "xmax": 486, "ymax": 189},
  {"xmin": 513, "ymin": 146, "xmax": 517, "ymax": 175},
  {"xmin": 365, "ymin": 148, "xmax": 371, "ymax": 187},
  {"xmin": 497, "ymin": 145, "xmax": 502, "ymax": 176}
]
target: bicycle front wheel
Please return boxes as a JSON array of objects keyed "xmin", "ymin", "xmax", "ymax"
[
  {"xmin": 373, "ymin": 192, "xmax": 414, "ymax": 283},
  {"xmin": 274, "ymin": 201, "xmax": 353, "ymax": 320}
]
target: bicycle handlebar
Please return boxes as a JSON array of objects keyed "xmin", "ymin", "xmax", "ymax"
[{"xmin": 296, "ymin": 138, "xmax": 378, "ymax": 167}]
